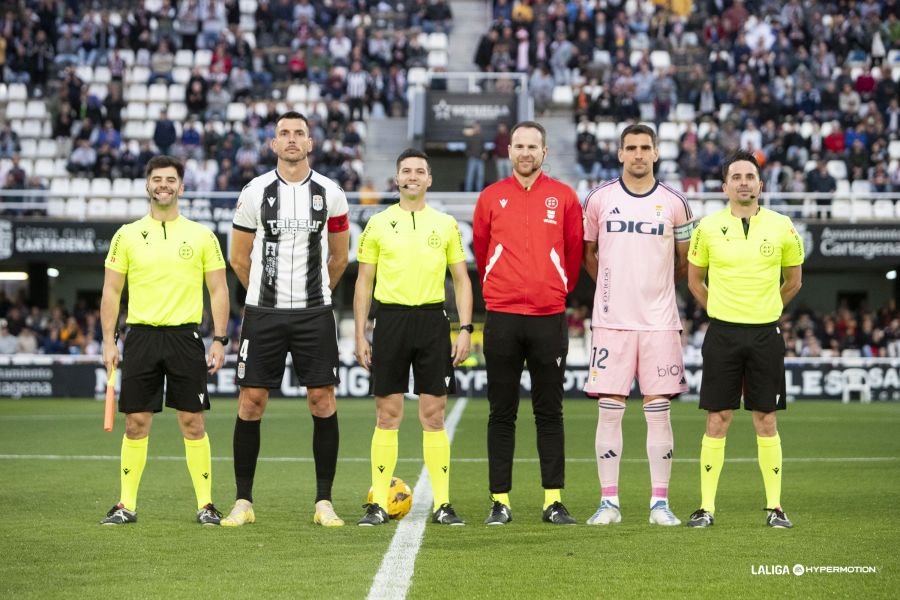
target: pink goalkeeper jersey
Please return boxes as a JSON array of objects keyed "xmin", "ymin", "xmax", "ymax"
[{"xmin": 583, "ymin": 178, "xmax": 693, "ymax": 331}]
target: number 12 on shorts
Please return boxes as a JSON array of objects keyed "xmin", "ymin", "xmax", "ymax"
[{"xmin": 591, "ymin": 347, "xmax": 608, "ymax": 370}]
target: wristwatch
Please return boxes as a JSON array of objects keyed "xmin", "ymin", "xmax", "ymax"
[
  {"xmin": 459, "ymin": 324, "xmax": 474, "ymax": 333},
  {"xmin": 212, "ymin": 335, "xmax": 230, "ymax": 346}
]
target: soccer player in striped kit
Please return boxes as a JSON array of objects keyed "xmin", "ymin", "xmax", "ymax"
[
  {"xmin": 582, "ymin": 123, "xmax": 694, "ymax": 526},
  {"xmin": 223, "ymin": 112, "xmax": 350, "ymax": 527}
]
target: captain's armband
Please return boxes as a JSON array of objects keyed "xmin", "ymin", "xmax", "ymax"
[{"xmin": 674, "ymin": 221, "xmax": 694, "ymax": 242}]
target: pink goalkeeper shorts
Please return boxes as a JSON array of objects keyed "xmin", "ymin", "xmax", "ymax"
[{"xmin": 583, "ymin": 328, "xmax": 688, "ymax": 398}]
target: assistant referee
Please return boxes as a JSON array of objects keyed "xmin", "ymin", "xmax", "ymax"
[
  {"xmin": 685, "ymin": 150, "xmax": 804, "ymax": 529},
  {"xmin": 100, "ymin": 155, "xmax": 230, "ymax": 526},
  {"xmin": 353, "ymin": 148, "xmax": 473, "ymax": 526}
]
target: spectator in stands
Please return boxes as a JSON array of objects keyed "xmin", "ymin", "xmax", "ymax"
[
  {"xmin": 575, "ymin": 139, "xmax": 601, "ymax": 182},
  {"xmin": 103, "ymin": 84, "xmax": 125, "ymax": 132},
  {"xmin": 0, "ymin": 319, "xmax": 17, "ymax": 354},
  {"xmin": 493, "ymin": 122, "xmax": 512, "ymax": 181},
  {"xmin": 698, "ymin": 139, "xmax": 723, "ymax": 182},
  {"xmin": 180, "ymin": 120, "xmax": 204, "ymax": 161},
  {"xmin": 229, "ymin": 66, "xmax": 253, "ymax": 101},
  {"xmin": 424, "ymin": 0, "xmax": 453, "ymax": 34},
  {"xmin": 474, "ymin": 28, "xmax": 498, "ymax": 71},
  {"xmin": 678, "ymin": 141, "xmax": 704, "ymax": 193},
  {"xmin": 205, "ymin": 82, "xmax": 231, "ymax": 121},
  {"xmin": 116, "ymin": 144, "xmax": 140, "ymax": 179},
  {"xmin": 15, "ymin": 325, "xmax": 38, "ymax": 354},
  {"xmin": 177, "ymin": 0, "xmax": 201, "ymax": 50},
  {"xmin": 149, "ymin": 38, "xmax": 175, "ymax": 84},
  {"xmin": 67, "ymin": 140, "xmax": 97, "ymax": 175},
  {"xmin": 345, "ymin": 60, "xmax": 370, "ymax": 122},
  {"xmin": 463, "ymin": 122, "xmax": 486, "ymax": 192},
  {"xmin": 54, "ymin": 28, "xmax": 79, "ymax": 67},
  {"xmin": 93, "ymin": 143, "xmax": 115, "ymax": 179},
  {"xmin": 530, "ymin": 64, "xmax": 555, "ymax": 115},
  {"xmin": 0, "ymin": 123, "xmax": 20, "ymax": 158},
  {"xmin": 153, "ymin": 109, "xmax": 177, "ymax": 155},
  {"xmin": 94, "ymin": 120, "xmax": 122, "ymax": 151},
  {"xmin": 200, "ymin": 0, "xmax": 228, "ymax": 48},
  {"xmin": 27, "ymin": 29, "xmax": 54, "ymax": 92}
]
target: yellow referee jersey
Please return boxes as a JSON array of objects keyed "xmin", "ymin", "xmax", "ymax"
[
  {"xmin": 357, "ymin": 203, "xmax": 466, "ymax": 306},
  {"xmin": 688, "ymin": 207, "xmax": 804, "ymax": 324},
  {"xmin": 105, "ymin": 214, "xmax": 226, "ymax": 326}
]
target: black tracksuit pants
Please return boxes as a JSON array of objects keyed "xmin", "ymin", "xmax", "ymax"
[{"xmin": 484, "ymin": 310, "xmax": 568, "ymax": 493}]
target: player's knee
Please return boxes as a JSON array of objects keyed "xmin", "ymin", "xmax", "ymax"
[
  {"xmin": 238, "ymin": 388, "xmax": 268, "ymax": 419},
  {"xmin": 307, "ymin": 386, "xmax": 336, "ymax": 417},
  {"xmin": 752, "ymin": 411, "xmax": 777, "ymax": 437},
  {"xmin": 705, "ymin": 410, "xmax": 732, "ymax": 436},
  {"xmin": 124, "ymin": 413, "xmax": 151, "ymax": 439}
]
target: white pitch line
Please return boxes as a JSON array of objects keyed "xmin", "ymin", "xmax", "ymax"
[
  {"xmin": 0, "ymin": 454, "xmax": 898, "ymax": 464},
  {"xmin": 365, "ymin": 397, "xmax": 468, "ymax": 600}
]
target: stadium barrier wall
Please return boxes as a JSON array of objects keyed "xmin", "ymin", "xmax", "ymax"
[{"xmin": 1, "ymin": 355, "xmax": 897, "ymax": 402}]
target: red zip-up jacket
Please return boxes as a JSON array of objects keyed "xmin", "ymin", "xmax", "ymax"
[{"xmin": 473, "ymin": 172, "xmax": 584, "ymax": 315}]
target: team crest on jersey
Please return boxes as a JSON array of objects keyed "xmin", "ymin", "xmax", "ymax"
[
  {"xmin": 427, "ymin": 232, "xmax": 442, "ymax": 248},
  {"xmin": 655, "ymin": 204, "xmax": 663, "ymax": 218},
  {"xmin": 545, "ymin": 197, "xmax": 558, "ymax": 209},
  {"xmin": 179, "ymin": 243, "xmax": 194, "ymax": 259},
  {"xmin": 237, "ymin": 362, "xmax": 245, "ymax": 379},
  {"xmin": 312, "ymin": 194, "xmax": 324, "ymax": 211}
]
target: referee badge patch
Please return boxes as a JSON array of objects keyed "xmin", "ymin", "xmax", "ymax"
[
  {"xmin": 427, "ymin": 232, "xmax": 442, "ymax": 248},
  {"xmin": 179, "ymin": 244, "xmax": 194, "ymax": 259},
  {"xmin": 759, "ymin": 240, "xmax": 774, "ymax": 257},
  {"xmin": 312, "ymin": 194, "xmax": 324, "ymax": 211}
]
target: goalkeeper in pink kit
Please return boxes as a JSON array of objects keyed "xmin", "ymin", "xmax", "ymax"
[{"xmin": 582, "ymin": 123, "xmax": 694, "ymax": 526}]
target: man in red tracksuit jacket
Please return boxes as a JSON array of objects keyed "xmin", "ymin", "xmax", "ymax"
[{"xmin": 472, "ymin": 120, "xmax": 584, "ymax": 526}]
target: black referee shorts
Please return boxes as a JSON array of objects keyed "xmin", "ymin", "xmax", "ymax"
[
  {"xmin": 699, "ymin": 319, "xmax": 787, "ymax": 413},
  {"xmin": 236, "ymin": 305, "xmax": 340, "ymax": 389},
  {"xmin": 120, "ymin": 325, "xmax": 210, "ymax": 414},
  {"xmin": 370, "ymin": 303, "xmax": 456, "ymax": 397}
]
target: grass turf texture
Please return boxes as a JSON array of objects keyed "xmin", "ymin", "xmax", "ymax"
[{"xmin": 0, "ymin": 398, "xmax": 897, "ymax": 599}]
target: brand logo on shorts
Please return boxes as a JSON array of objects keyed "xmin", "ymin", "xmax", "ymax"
[
  {"xmin": 760, "ymin": 240, "xmax": 774, "ymax": 257},
  {"xmin": 556, "ymin": 357, "xmax": 561, "ymax": 367},
  {"xmin": 237, "ymin": 362, "xmax": 246, "ymax": 379},
  {"xmin": 179, "ymin": 243, "xmax": 194, "ymax": 259},
  {"xmin": 445, "ymin": 376, "xmax": 451, "ymax": 386},
  {"xmin": 333, "ymin": 367, "xmax": 337, "ymax": 377},
  {"xmin": 658, "ymin": 364, "xmax": 683, "ymax": 378},
  {"xmin": 198, "ymin": 393, "xmax": 204, "ymax": 404},
  {"xmin": 312, "ymin": 194, "xmax": 324, "ymax": 211}
]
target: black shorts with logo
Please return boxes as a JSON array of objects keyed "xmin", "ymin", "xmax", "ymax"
[
  {"xmin": 236, "ymin": 305, "xmax": 340, "ymax": 389},
  {"xmin": 371, "ymin": 303, "xmax": 456, "ymax": 397},
  {"xmin": 699, "ymin": 319, "xmax": 787, "ymax": 413},
  {"xmin": 120, "ymin": 324, "xmax": 211, "ymax": 414}
]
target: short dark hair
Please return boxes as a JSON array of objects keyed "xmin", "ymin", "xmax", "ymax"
[
  {"xmin": 510, "ymin": 120, "xmax": 547, "ymax": 146},
  {"xmin": 620, "ymin": 123, "xmax": 657, "ymax": 149},
  {"xmin": 396, "ymin": 148, "xmax": 431, "ymax": 173},
  {"xmin": 722, "ymin": 150, "xmax": 761, "ymax": 181},
  {"xmin": 145, "ymin": 155, "xmax": 184, "ymax": 180},
  {"xmin": 275, "ymin": 111, "xmax": 311, "ymax": 131}
]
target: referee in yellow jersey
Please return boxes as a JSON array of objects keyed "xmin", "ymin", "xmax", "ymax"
[
  {"xmin": 685, "ymin": 150, "xmax": 803, "ymax": 529},
  {"xmin": 99, "ymin": 155, "xmax": 230, "ymax": 526},
  {"xmin": 353, "ymin": 148, "xmax": 473, "ymax": 526}
]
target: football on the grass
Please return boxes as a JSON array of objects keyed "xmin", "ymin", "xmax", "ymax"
[{"xmin": 367, "ymin": 477, "xmax": 413, "ymax": 520}]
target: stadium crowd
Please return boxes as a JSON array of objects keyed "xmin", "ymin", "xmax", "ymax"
[
  {"xmin": 0, "ymin": 0, "xmax": 454, "ymax": 197},
  {"xmin": 3, "ymin": 288, "xmax": 899, "ymax": 361},
  {"xmin": 476, "ymin": 0, "xmax": 900, "ymax": 193}
]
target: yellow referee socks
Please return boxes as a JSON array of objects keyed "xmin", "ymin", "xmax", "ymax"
[
  {"xmin": 491, "ymin": 493, "xmax": 511, "ymax": 507},
  {"xmin": 543, "ymin": 489, "xmax": 562, "ymax": 510},
  {"xmin": 120, "ymin": 435, "xmax": 148, "ymax": 512},
  {"xmin": 700, "ymin": 435, "xmax": 726, "ymax": 514},
  {"xmin": 757, "ymin": 433, "xmax": 783, "ymax": 509},
  {"xmin": 423, "ymin": 429, "xmax": 451, "ymax": 510},
  {"xmin": 184, "ymin": 434, "xmax": 213, "ymax": 510},
  {"xmin": 371, "ymin": 427, "xmax": 398, "ymax": 508}
]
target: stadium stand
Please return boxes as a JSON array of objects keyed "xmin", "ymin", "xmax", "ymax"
[
  {"xmin": 0, "ymin": 0, "xmax": 455, "ymax": 209},
  {"xmin": 476, "ymin": 0, "xmax": 900, "ymax": 208}
]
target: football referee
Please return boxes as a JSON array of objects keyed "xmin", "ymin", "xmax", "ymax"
[
  {"xmin": 100, "ymin": 155, "xmax": 230, "ymax": 525},
  {"xmin": 686, "ymin": 150, "xmax": 804, "ymax": 529},
  {"xmin": 353, "ymin": 148, "xmax": 473, "ymax": 526}
]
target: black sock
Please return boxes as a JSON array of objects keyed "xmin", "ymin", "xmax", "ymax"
[
  {"xmin": 312, "ymin": 413, "xmax": 339, "ymax": 502},
  {"xmin": 233, "ymin": 416, "xmax": 261, "ymax": 503}
]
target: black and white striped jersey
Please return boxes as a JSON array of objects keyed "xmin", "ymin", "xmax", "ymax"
[{"xmin": 232, "ymin": 168, "xmax": 350, "ymax": 309}]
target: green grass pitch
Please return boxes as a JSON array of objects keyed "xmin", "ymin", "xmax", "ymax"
[{"xmin": 1, "ymin": 398, "xmax": 897, "ymax": 598}]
